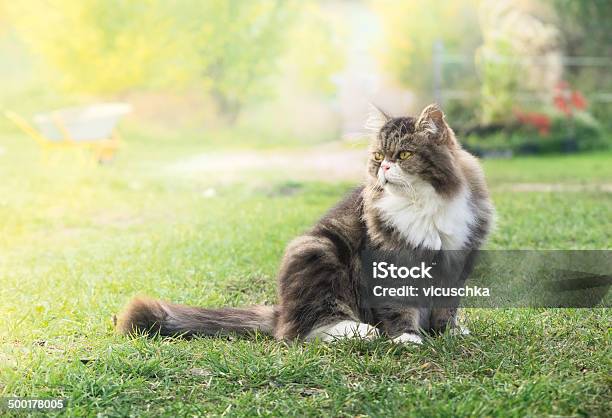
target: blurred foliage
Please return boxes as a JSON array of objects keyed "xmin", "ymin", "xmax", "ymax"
[
  {"xmin": 181, "ymin": 0, "xmax": 296, "ymax": 122},
  {"xmin": 282, "ymin": 3, "xmax": 346, "ymax": 97},
  {"xmin": 6, "ymin": 0, "xmax": 178, "ymax": 93},
  {"xmin": 372, "ymin": 0, "xmax": 481, "ymax": 102},
  {"xmin": 549, "ymin": 0, "xmax": 612, "ymax": 129},
  {"xmin": 4, "ymin": 0, "xmax": 342, "ymax": 123},
  {"xmin": 1, "ymin": 0, "xmax": 609, "ymax": 146},
  {"xmin": 465, "ymin": 112, "xmax": 607, "ymax": 156},
  {"xmin": 476, "ymin": 1, "xmax": 563, "ymax": 124},
  {"xmin": 550, "ymin": 0, "xmax": 612, "ymax": 58},
  {"xmin": 476, "ymin": 36, "xmax": 521, "ymax": 125},
  {"xmin": 0, "ymin": 2, "xmax": 7, "ymax": 33},
  {"xmin": 375, "ymin": 0, "xmax": 610, "ymax": 138}
]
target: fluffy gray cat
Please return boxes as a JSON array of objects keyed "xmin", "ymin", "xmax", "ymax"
[{"xmin": 117, "ymin": 104, "xmax": 494, "ymax": 344}]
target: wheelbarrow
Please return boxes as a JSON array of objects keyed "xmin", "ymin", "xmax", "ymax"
[{"xmin": 5, "ymin": 102, "xmax": 132, "ymax": 163}]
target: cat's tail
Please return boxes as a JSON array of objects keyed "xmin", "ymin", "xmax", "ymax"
[{"xmin": 116, "ymin": 297, "xmax": 277, "ymax": 337}]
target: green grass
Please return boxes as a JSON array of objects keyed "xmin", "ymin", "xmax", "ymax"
[
  {"xmin": 482, "ymin": 152, "xmax": 612, "ymax": 184},
  {"xmin": 0, "ymin": 133, "xmax": 610, "ymax": 416}
]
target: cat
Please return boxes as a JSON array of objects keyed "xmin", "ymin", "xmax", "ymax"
[{"xmin": 117, "ymin": 104, "xmax": 494, "ymax": 344}]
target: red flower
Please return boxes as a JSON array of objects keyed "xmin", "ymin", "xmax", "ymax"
[
  {"xmin": 554, "ymin": 96, "xmax": 571, "ymax": 115},
  {"xmin": 514, "ymin": 109, "xmax": 551, "ymax": 136},
  {"xmin": 571, "ymin": 91, "xmax": 587, "ymax": 110},
  {"xmin": 552, "ymin": 80, "xmax": 588, "ymax": 115}
]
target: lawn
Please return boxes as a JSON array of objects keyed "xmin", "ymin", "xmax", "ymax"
[{"xmin": 0, "ymin": 132, "xmax": 610, "ymax": 416}]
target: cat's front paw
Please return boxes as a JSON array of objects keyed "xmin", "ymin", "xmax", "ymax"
[
  {"xmin": 392, "ymin": 332, "xmax": 423, "ymax": 345},
  {"xmin": 307, "ymin": 320, "xmax": 379, "ymax": 341}
]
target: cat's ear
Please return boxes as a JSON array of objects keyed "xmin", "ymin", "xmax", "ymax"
[
  {"xmin": 364, "ymin": 103, "xmax": 390, "ymax": 135},
  {"xmin": 415, "ymin": 103, "xmax": 450, "ymax": 143}
]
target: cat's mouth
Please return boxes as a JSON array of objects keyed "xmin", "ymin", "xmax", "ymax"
[
  {"xmin": 378, "ymin": 169, "xmax": 419, "ymax": 195},
  {"xmin": 379, "ymin": 175, "xmax": 406, "ymax": 195},
  {"xmin": 378, "ymin": 169, "xmax": 403, "ymax": 187}
]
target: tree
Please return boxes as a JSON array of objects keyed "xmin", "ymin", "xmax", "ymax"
[
  {"xmin": 6, "ymin": 0, "xmax": 342, "ymax": 123},
  {"xmin": 476, "ymin": 0, "xmax": 562, "ymax": 124},
  {"xmin": 281, "ymin": 2, "xmax": 346, "ymax": 98},
  {"xmin": 372, "ymin": 0, "xmax": 481, "ymax": 103},
  {"xmin": 549, "ymin": 0, "xmax": 612, "ymax": 58},
  {"xmin": 549, "ymin": 0, "xmax": 612, "ymax": 127},
  {"xmin": 184, "ymin": 0, "xmax": 296, "ymax": 123},
  {"xmin": 7, "ymin": 0, "xmax": 179, "ymax": 94}
]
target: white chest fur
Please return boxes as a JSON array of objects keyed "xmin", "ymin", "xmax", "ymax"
[{"xmin": 374, "ymin": 183, "xmax": 476, "ymax": 250}]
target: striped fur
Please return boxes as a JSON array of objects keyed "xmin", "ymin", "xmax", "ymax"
[{"xmin": 117, "ymin": 104, "xmax": 494, "ymax": 342}]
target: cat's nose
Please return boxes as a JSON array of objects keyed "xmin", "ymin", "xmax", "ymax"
[{"xmin": 382, "ymin": 162, "xmax": 391, "ymax": 171}]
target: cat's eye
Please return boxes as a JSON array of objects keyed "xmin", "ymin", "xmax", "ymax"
[
  {"xmin": 373, "ymin": 152, "xmax": 384, "ymax": 162},
  {"xmin": 399, "ymin": 151, "xmax": 413, "ymax": 160}
]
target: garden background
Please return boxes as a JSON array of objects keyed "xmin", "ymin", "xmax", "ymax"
[{"xmin": 0, "ymin": 1, "xmax": 610, "ymax": 416}]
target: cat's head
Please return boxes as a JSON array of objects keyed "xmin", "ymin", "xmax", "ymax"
[{"xmin": 365, "ymin": 103, "xmax": 462, "ymax": 197}]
